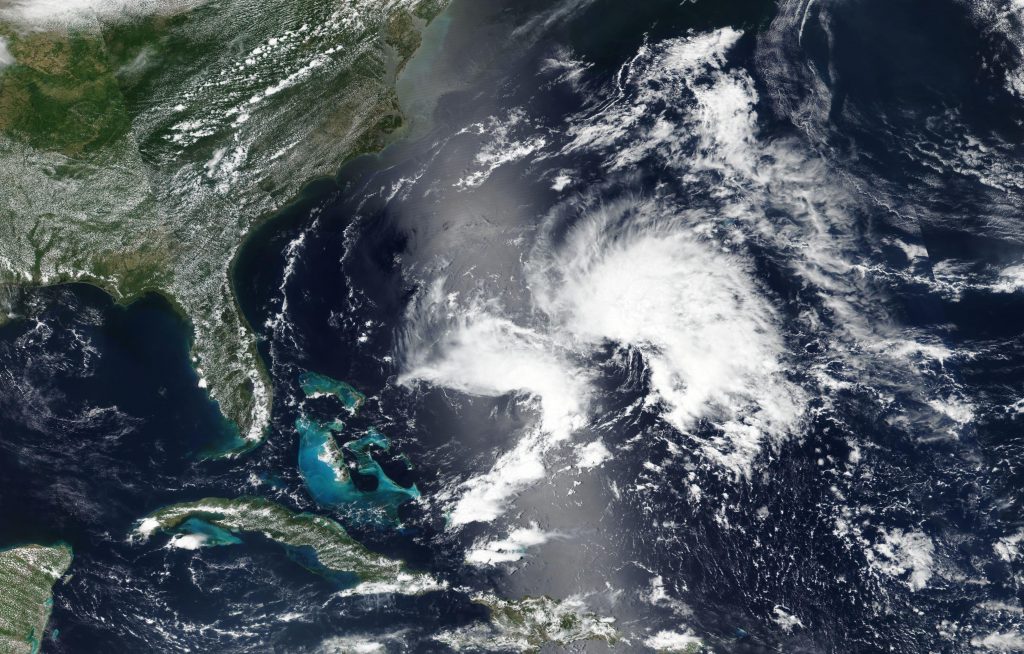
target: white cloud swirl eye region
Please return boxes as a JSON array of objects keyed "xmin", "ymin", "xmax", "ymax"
[
  {"xmin": 531, "ymin": 199, "xmax": 803, "ymax": 475},
  {"xmin": 394, "ymin": 27, "xmax": 815, "ymax": 526}
]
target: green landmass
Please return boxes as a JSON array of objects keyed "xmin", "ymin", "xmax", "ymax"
[
  {"xmin": 0, "ymin": 543, "xmax": 72, "ymax": 654},
  {"xmin": 435, "ymin": 594, "xmax": 619, "ymax": 653},
  {"xmin": 138, "ymin": 498, "xmax": 621, "ymax": 649},
  {"xmin": 0, "ymin": 0, "xmax": 448, "ymax": 452},
  {"xmin": 135, "ymin": 496, "xmax": 442, "ymax": 594}
]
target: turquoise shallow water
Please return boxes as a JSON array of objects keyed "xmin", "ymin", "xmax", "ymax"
[
  {"xmin": 296, "ymin": 418, "xmax": 420, "ymax": 526},
  {"xmin": 176, "ymin": 518, "xmax": 243, "ymax": 548},
  {"xmin": 295, "ymin": 373, "xmax": 419, "ymax": 526},
  {"xmin": 298, "ymin": 372, "xmax": 365, "ymax": 411}
]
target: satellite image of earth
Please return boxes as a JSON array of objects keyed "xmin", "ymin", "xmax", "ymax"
[{"xmin": 2, "ymin": 0, "xmax": 1024, "ymax": 651}]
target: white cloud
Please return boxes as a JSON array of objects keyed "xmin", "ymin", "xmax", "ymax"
[
  {"xmin": 0, "ymin": 0, "xmax": 208, "ymax": 27},
  {"xmin": 136, "ymin": 517, "xmax": 160, "ymax": 538},
  {"xmin": 466, "ymin": 523, "xmax": 557, "ymax": 566},
  {"xmin": 445, "ymin": 428, "xmax": 550, "ymax": 527},
  {"xmin": 454, "ymin": 109, "xmax": 547, "ymax": 189},
  {"xmin": 564, "ymin": 25, "xmax": 971, "ymax": 447},
  {"xmin": 961, "ymin": 0, "xmax": 1024, "ymax": 100},
  {"xmin": 399, "ymin": 282, "xmax": 589, "ymax": 526},
  {"xmin": 971, "ymin": 632, "xmax": 1024, "ymax": 652},
  {"xmin": 866, "ymin": 528, "xmax": 936, "ymax": 591},
  {"xmin": 992, "ymin": 263, "xmax": 1024, "ymax": 293},
  {"xmin": 336, "ymin": 572, "xmax": 447, "ymax": 598},
  {"xmin": 166, "ymin": 532, "xmax": 208, "ymax": 550},
  {"xmin": 772, "ymin": 605, "xmax": 804, "ymax": 633},
  {"xmin": 994, "ymin": 529, "xmax": 1024, "ymax": 562},
  {"xmin": 575, "ymin": 439, "xmax": 611, "ymax": 468},
  {"xmin": 565, "ymin": 27, "xmax": 755, "ymax": 174},
  {"xmin": 551, "ymin": 172, "xmax": 573, "ymax": 191},
  {"xmin": 644, "ymin": 628, "xmax": 703, "ymax": 652},
  {"xmin": 396, "ymin": 20, "xmax": 969, "ymax": 531},
  {"xmin": 399, "ymin": 282, "xmax": 588, "ymax": 440},
  {"xmin": 316, "ymin": 631, "xmax": 411, "ymax": 654},
  {"xmin": 0, "ymin": 37, "xmax": 14, "ymax": 68},
  {"xmin": 531, "ymin": 199, "xmax": 803, "ymax": 476}
]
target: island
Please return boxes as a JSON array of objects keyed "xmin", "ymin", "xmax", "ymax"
[
  {"xmin": 134, "ymin": 496, "xmax": 443, "ymax": 595},
  {"xmin": 0, "ymin": 543, "xmax": 72, "ymax": 654},
  {"xmin": 0, "ymin": 0, "xmax": 447, "ymax": 451},
  {"xmin": 134, "ymin": 498, "xmax": 623, "ymax": 649},
  {"xmin": 295, "ymin": 372, "xmax": 420, "ymax": 525},
  {"xmin": 435, "ymin": 593, "xmax": 619, "ymax": 652},
  {"xmin": 299, "ymin": 372, "xmax": 366, "ymax": 412}
]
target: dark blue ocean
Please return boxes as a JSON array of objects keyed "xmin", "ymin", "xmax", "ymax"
[{"xmin": 3, "ymin": 0, "xmax": 1024, "ymax": 651}]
